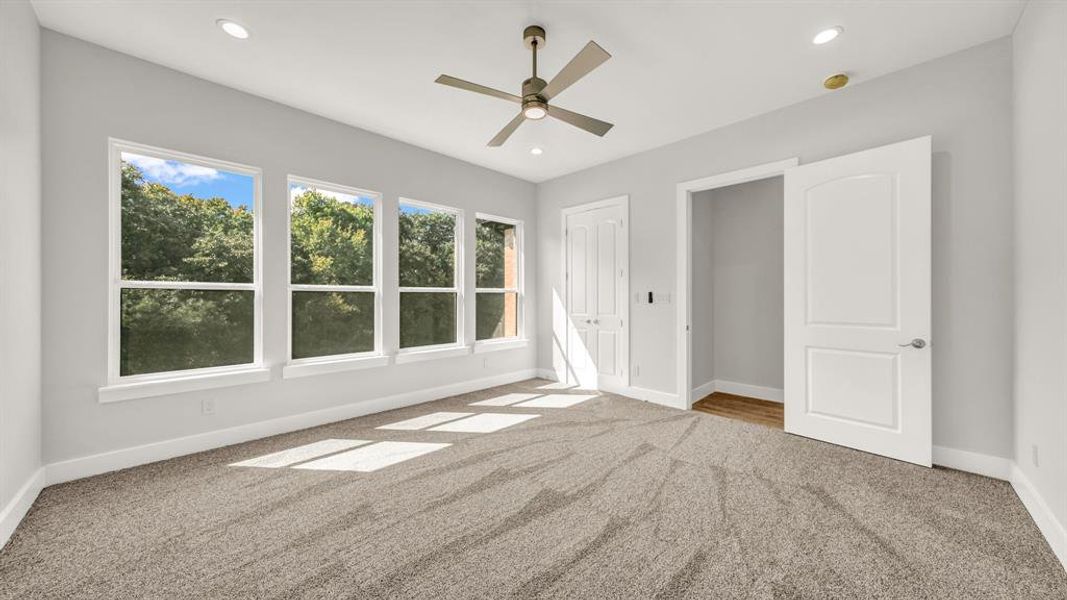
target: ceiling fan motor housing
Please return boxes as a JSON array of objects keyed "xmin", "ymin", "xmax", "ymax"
[{"xmin": 523, "ymin": 25, "xmax": 546, "ymax": 50}]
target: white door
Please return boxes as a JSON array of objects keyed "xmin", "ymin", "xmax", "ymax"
[
  {"xmin": 784, "ymin": 136, "xmax": 932, "ymax": 466},
  {"xmin": 565, "ymin": 202, "xmax": 627, "ymax": 390}
]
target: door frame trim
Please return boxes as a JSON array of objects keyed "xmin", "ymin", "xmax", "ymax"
[
  {"xmin": 675, "ymin": 158, "xmax": 799, "ymax": 409},
  {"xmin": 561, "ymin": 195, "xmax": 630, "ymax": 389}
]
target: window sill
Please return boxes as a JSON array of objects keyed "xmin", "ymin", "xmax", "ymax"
[
  {"xmin": 394, "ymin": 344, "xmax": 471, "ymax": 364},
  {"xmin": 283, "ymin": 354, "xmax": 390, "ymax": 379},
  {"xmin": 473, "ymin": 338, "xmax": 529, "ymax": 353},
  {"xmin": 98, "ymin": 367, "xmax": 271, "ymax": 404}
]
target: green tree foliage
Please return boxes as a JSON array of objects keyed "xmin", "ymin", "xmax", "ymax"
[
  {"xmin": 398, "ymin": 207, "xmax": 458, "ymax": 348},
  {"xmin": 119, "ymin": 163, "xmax": 255, "ymax": 375},
  {"xmin": 474, "ymin": 220, "xmax": 514, "ymax": 340},
  {"xmin": 290, "ymin": 189, "xmax": 374, "ymax": 285},
  {"xmin": 288, "ymin": 189, "xmax": 376, "ymax": 358},
  {"xmin": 120, "ymin": 162, "xmax": 508, "ymax": 372},
  {"xmin": 121, "ymin": 163, "xmax": 253, "ymax": 283},
  {"xmin": 476, "ymin": 219, "xmax": 509, "ymax": 288}
]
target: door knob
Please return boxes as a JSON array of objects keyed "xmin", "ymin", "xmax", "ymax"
[
  {"xmin": 584, "ymin": 319, "xmax": 592, "ymax": 324},
  {"xmin": 593, "ymin": 319, "xmax": 600, "ymax": 325},
  {"xmin": 898, "ymin": 338, "xmax": 927, "ymax": 349}
]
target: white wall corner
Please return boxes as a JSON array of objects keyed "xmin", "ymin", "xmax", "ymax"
[
  {"xmin": 46, "ymin": 369, "xmax": 538, "ymax": 486},
  {"xmin": 1010, "ymin": 465, "xmax": 1067, "ymax": 571},
  {"xmin": 0, "ymin": 468, "xmax": 45, "ymax": 550},
  {"xmin": 931, "ymin": 446, "xmax": 1013, "ymax": 481}
]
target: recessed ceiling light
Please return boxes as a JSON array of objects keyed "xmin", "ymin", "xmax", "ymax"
[
  {"xmin": 812, "ymin": 26, "xmax": 843, "ymax": 45},
  {"xmin": 217, "ymin": 19, "xmax": 250, "ymax": 39},
  {"xmin": 530, "ymin": 147, "xmax": 544, "ymax": 156}
]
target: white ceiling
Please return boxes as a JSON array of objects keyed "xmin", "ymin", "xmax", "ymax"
[{"xmin": 31, "ymin": 1, "xmax": 1024, "ymax": 183}]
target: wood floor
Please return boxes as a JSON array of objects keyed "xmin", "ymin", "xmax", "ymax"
[{"xmin": 692, "ymin": 392, "xmax": 784, "ymax": 429}]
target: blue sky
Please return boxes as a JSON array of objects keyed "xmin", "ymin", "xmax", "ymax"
[
  {"xmin": 123, "ymin": 152, "xmax": 254, "ymax": 210},
  {"xmin": 399, "ymin": 203, "xmax": 436, "ymax": 215}
]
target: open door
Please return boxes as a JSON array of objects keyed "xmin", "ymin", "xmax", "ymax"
[{"xmin": 784, "ymin": 136, "xmax": 932, "ymax": 466}]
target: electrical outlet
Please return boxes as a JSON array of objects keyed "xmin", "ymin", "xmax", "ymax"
[
  {"xmin": 633, "ymin": 364, "xmax": 640, "ymax": 378},
  {"xmin": 482, "ymin": 357, "xmax": 489, "ymax": 369},
  {"xmin": 202, "ymin": 398, "xmax": 216, "ymax": 416},
  {"xmin": 1032, "ymin": 444, "xmax": 1039, "ymax": 468}
]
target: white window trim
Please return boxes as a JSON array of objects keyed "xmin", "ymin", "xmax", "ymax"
[
  {"xmin": 473, "ymin": 338, "xmax": 530, "ymax": 353},
  {"xmin": 101, "ymin": 139, "xmax": 264, "ymax": 402},
  {"xmin": 474, "ymin": 213, "xmax": 525, "ymax": 346},
  {"xmin": 286, "ymin": 175, "xmax": 384, "ymax": 367},
  {"xmin": 394, "ymin": 343, "xmax": 471, "ymax": 364},
  {"xmin": 397, "ymin": 197, "xmax": 465, "ymax": 353}
]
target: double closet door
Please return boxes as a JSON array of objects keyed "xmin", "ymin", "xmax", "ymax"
[{"xmin": 564, "ymin": 201, "xmax": 627, "ymax": 390}]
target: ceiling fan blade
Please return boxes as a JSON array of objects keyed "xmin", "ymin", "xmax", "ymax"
[
  {"xmin": 541, "ymin": 41, "xmax": 611, "ymax": 100},
  {"xmin": 488, "ymin": 113, "xmax": 526, "ymax": 147},
  {"xmin": 435, "ymin": 75, "xmax": 521, "ymax": 104},
  {"xmin": 547, "ymin": 105, "xmax": 614, "ymax": 137}
]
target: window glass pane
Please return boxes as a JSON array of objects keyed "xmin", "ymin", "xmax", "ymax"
[
  {"xmin": 476, "ymin": 292, "xmax": 519, "ymax": 340},
  {"xmin": 120, "ymin": 288, "xmax": 254, "ymax": 376},
  {"xmin": 476, "ymin": 219, "xmax": 517, "ymax": 289},
  {"xmin": 399, "ymin": 203, "xmax": 455, "ymax": 288},
  {"xmin": 400, "ymin": 292, "xmax": 456, "ymax": 348},
  {"xmin": 291, "ymin": 291, "xmax": 375, "ymax": 359},
  {"xmin": 290, "ymin": 183, "xmax": 375, "ymax": 286},
  {"xmin": 120, "ymin": 152, "xmax": 254, "ymax": 283}
]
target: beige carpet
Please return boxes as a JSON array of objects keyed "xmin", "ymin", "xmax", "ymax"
[{"xmin": 1, "ymin": 379, "xmax": 1064, "ymax": 599}]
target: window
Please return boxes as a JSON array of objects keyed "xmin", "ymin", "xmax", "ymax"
[
  {"xmin": 398, "ymin": 200, "xmax": 462, "ymax": 349},
  {"xmin": 110, "ymin": 140, "xmax": 261, "ymax": 380},
  {"xmin": 288, "ymin": 178, "xmax": 381, "ymax": 361},
  {"xmin": 475, "ymin": 216, "xmax": 522, "ymax": 340}
]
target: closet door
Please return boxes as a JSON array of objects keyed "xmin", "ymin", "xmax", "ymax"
[
  {"xmin": 565, "ymin": 202, "xmax": 627, "ymax": 389},
  {"xmin": 783, "ymin": 136, "xmax": 932, "ymax": 466},
  {"xmin": 565, "ymin": 210, "xmax": 599, "ymax": 388}
]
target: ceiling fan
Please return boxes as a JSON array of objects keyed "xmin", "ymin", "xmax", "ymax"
[{"xmin": 435, "ymin": 25, "xmax": 614, "ymax": 147}]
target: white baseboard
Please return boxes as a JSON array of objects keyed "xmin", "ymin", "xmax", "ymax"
[
  {"xmin": 0, "ymin": 468, "xmax": 45, "ymax": 550},
  {"xmin": 1011, "ymin": 464, "xmax": 1067, "ymax": 570},
  {"xmin": 706, "ymin": 379, "xmax": 784, "ymax": 403},
  {"xmin": 691, "ymin": 379, "xmax": 716, "ymax": 400},
  {"xmin": 536, "ymin": 368, "xmax": 558, "ymax": 381},
  {"xmin": 601, "ymin": 382, "xmax": 680, "ymax": 408},
  {"xmin": 537, "ymin": 369, "xmax": 682, "ymax": 409},
  {"xmin": 46, "ymin": 369, "xmax": 538, "ymax": 486},
  {"xmin": 932, "ymin": 446, "xmax": 1012, "ymax": 480}
]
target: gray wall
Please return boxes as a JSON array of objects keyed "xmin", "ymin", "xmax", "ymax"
[
  {"xmin": 1012, "ymin": 1, "xmax": 1067, "ymax": 533},
  {"xmin": 538, "ymin": 38, "xmax": 1014, "ymax": 458},
  {"xmin": 41, "ymin": 32, "xmax": 537, "ymax": 464},
  {"xmin": 691, "ymin": 177, "xmax": 784, "ymax": 392},
  {"xmin": 0, "ymin": 0, "xmax": 43, "ymax": 514}
]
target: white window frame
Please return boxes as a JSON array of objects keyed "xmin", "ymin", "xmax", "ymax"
[
  {"xmin": 284, "ymin": 176, "xmax": 385, "ymax": 376},
  {"xmin": 474, "ymin": 213, "xmax": 525, "ymax": 346},
  {"xmin": 396, "ymin": 197, "xmax": 465, "ymax": 355},
  {"xmin": 102, "ymin": 139, "xmax": 265, "ymax": 400}
]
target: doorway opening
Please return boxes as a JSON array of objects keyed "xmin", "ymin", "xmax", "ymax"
[
  {"xmin": 688, "ymin": 175, "xmax": 786, "ymax": 429},
  {"xmin": 675, "ymin": 158, "xmax": 797, "ymax": 412}
]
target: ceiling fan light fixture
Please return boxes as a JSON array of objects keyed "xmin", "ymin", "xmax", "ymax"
[{"xmin": 523, "ymin": 102, "xmax": 548, "ymax": 120}]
